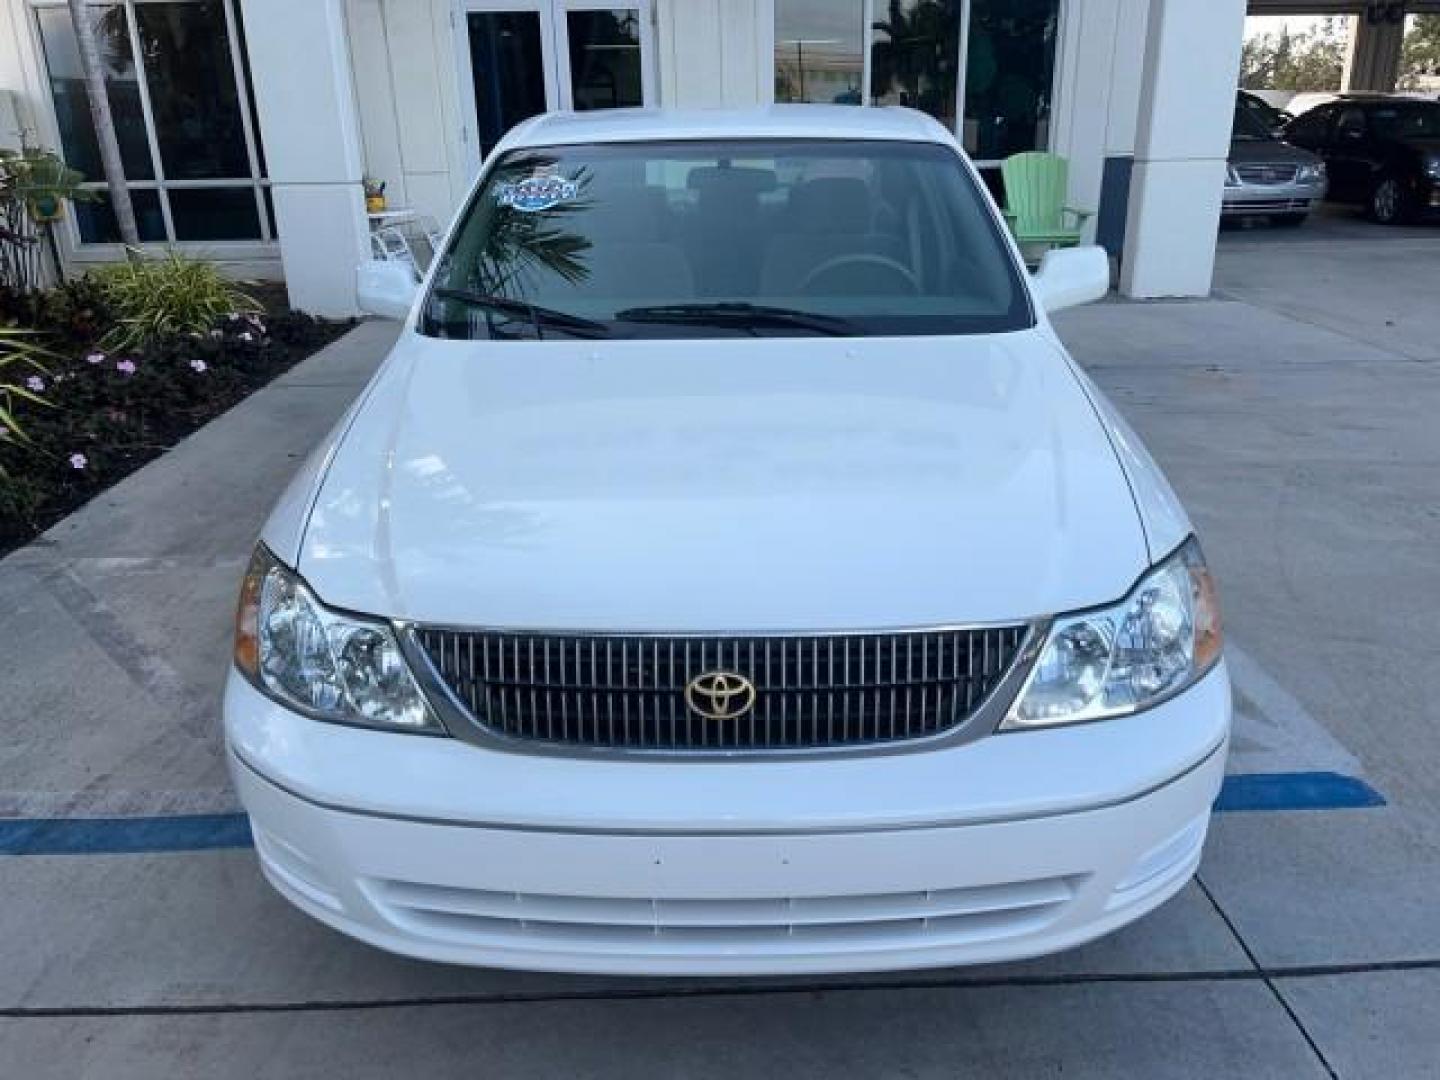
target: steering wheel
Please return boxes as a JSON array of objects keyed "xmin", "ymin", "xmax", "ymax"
[{"xmin": 798, "ymin": 253, "xmax": 921, "ymax": 296}]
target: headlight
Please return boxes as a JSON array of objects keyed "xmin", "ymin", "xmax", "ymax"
[
  {"xmin": 1425, "ymin": 156, "xmax": 1440, "ymax": 181},
  {"xmin": 234, "ymin": 546, "xmax": 439, "ymax": 732},
  {"xmin": 1224, "ymin": 166, "xmax": 1241, "ymax": 187},
  {"xmin": 1002, "ymin": 537, "xmax": 1222, "ymax": 731},
  {"xmin": 1296, "ymin": 162, "xmax": 1327, "ymax": 183}
]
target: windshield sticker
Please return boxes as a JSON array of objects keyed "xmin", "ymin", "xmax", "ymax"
[{"xmin": 495, "ymin": 174, "xmax": 579, "ymax": 213}]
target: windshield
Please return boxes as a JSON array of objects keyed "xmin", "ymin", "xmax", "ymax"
[
  {"xmin": 1368, "ymin": 103, "xmax": 1440, "ymax": 140},
  {"xmin": 1233, "ymin": 97, "xmax": 1277, "ymax": 141},
  {"xmin": 422, "ymin": 139, "xmax": 1031, "ymax": 340}
]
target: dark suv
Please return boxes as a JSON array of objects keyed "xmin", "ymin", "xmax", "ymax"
[{"xmin": 1282, "ymin": 96, "xmax": 1440, "ymax": 224}]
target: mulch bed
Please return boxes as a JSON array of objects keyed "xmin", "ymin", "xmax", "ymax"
[{"xmin": 1, "ymin": 281, "xmax": 353, "ymax": 556}]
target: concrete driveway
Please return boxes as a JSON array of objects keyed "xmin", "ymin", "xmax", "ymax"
[{"xmin": 2, "ymin": 229, "xmax": 1439, "ymax": 1077}]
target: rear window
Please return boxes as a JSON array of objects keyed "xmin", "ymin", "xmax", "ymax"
[{"xmin": 422, "ymin": 138, "xmax": 1031, "ymax": 340}]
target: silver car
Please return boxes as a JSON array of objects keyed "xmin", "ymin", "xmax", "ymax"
[{"xmin": 1223, "ymin": 91, "xmax": 1328, "ymax": 226}]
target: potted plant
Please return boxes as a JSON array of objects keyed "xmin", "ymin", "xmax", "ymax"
[
  {"xmin": 363, "ymin": 175, "xmax": 387, "ymax": 214},
  {"xmin": 1, "ymin": 148, "xmax": 96, "ymax": 292}
]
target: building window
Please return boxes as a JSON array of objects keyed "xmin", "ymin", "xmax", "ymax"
[
  {"xmin": 772, "ymin": 0, "xmax": 1061, "ymax": 163},
  {"xmin": 566, "ymin": 9, "xmax": 645, "ymax": 111},
  {"xmin": 774, "ymin": 0, "xmax": 865, "ymax": 105},
  {"xmin": 869, "ymin": 0, "xmax": 962, "ymax": 129},
  {"xmin": 962, "ymin": 0, "xmax": 1060, "ymax": 161},
  {"xmin": 32, "ymin": 0, "xmax": 270, "ymax": 245}
]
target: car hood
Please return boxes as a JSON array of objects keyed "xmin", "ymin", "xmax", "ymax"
[
  {"xmin": 295, "ymin": 331, "xmax": 1149, "ymax": 632},
  {"xmin": 1229, "ymin": 138, "xmax": 1320, "ymax": 165}
]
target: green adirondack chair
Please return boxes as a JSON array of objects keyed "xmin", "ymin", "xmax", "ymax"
[{"xmin": 1000, "ymin": 152, "xmax": 1093, "ymax": 252}]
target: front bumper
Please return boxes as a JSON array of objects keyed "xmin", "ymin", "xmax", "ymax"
[
  {"xmin": 1221, "ymin": 179, "xmax": 1326, "ymax": 216},
  {"xmin": 225, "ymin": 663, "xmax": 1231, "ymax": 975}
]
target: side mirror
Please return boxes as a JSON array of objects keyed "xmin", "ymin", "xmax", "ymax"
[
  {"xmin": 357, "ymin": 259, "xmax": 419, "ymax": 320},
  {"xmin": 1032, "ymin": 246, "xmax": 1110, "ymax": 314}
]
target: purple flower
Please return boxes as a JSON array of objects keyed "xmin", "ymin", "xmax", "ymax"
[
  {"xmin": 189, "ymin": 358, "xmax": 208, "ymax": 373},
  {"xmin": 116, "ymin": 359, "xmax": 137, "ymax": 376},
  {"xmin": 25, "ymin": 375, "xmax": 45, "ymax": 393},
  {"xmin": 69, "ymin": 453, "xmax": 88, "ymax": 470},
  {"xmin": 85, "ymin": 351, "xmax": 106, "ymax": 365}
]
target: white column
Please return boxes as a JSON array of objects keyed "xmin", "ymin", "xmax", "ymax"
[
  {"xmin": 238, "ymin": 0, "xmax": 369, "ymax": 316},
  {"xmin": 0, "ymin": 0, "xmax": 33, "ymax": 149},
  {"xmin": 1047, "ymin": 0, "xmax": 1123, "ymax": 243},
  {"xmin": 1343, "ymin": 8, "xmax": 1406, "ymax": 93},
  {"xmin": 1119, "ymin": 0, "xmax": 1245, "ymax": 299}
]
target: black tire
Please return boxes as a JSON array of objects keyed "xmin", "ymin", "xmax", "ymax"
[
  {"xmin": 1369, "ymin": 175, "xmax": 1412, "ymax": 225},
  {"xmin": 1269, "ymin": 212, "xmax": 1309, "ymax": 228}
]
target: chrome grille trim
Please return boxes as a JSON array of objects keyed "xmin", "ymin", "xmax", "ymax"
[
  {"xmin": 1234, "ymin": 163, "xmax": 1301, "ymax": 185},
  {"xmin": 401, "ymin": 623, "xmax": 1043, "ymax": 759}
]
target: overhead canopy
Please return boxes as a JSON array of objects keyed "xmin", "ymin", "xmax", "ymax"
[{"xmin": 1248, "ymin": 1, "xmax": 1440, "ymax": 12}]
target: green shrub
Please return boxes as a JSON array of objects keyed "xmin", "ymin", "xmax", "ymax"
[
  {"xmin": 0, "ymin": 327, "xmax": 56, "ymax": 472},
  {"xmin": 92, "ymin": 251, "xmax": 261, "ymax": 353}
]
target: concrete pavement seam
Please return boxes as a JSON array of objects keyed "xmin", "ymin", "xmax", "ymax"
[
  {"xmin": 37, "ymin": 562, "xmax": 214, "ymax": 742},
  {"xmin": 1222, "ymin": 293, "xmax": 1438, "ymax": 366},
  {"xmin": 3, "ymin": 958, "xmax": 1439, "ymax": 1020},
  {"xmin": 1196, "ymin": 877, "xmax": 1339, "ymax": 1080}
]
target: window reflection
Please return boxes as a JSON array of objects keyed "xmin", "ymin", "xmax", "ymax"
[
  {"xmin": 73, "ymin": 189, "xmax": 167, "ymax": 244},
  {"xmin": 869, "ymin": 0, "xmax": 961, "ymax": 129},
  {"xmin": 566, "ymin": 10, "xmax": 644, "ymax": 111},
  {"xmin": 33, "ymin": 0, "xmax": 267, "ymax": 245},
  {"xmin": 169, "ymin": 187, "xmax": 262, "ymax": 241},
  {"xmin": 36, "ymin": 4, "xmax": 155, "ymax": 180},
  {"xmin": 774, "ymin": 0, "xmax": 864, "ymax": 104},
  {"xmin": 135, "ymin": 1, "xmax": 251, "ymax": 179},
  {"xmin": 963, "ymin": 0, "xmax": 1059, "ymax": 160},
  {"xmin": 772, "ymin": 0, "xmax": 1061, "ymax": 162},
  {"xmin": 468, "ymin": 11, "xmax": 548, "ymax": 158}
]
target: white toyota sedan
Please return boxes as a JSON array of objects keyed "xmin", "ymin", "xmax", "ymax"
[{"xmin": 227, "ymin": 106, "xmax": 1229, "ymax": 975}]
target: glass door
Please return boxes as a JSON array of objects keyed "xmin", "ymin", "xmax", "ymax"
[
  {"xmin": 458, "ymin": 1, "xmax": 656, "ymax": 173},
  {"xmin": 458, "ymin": 0, "xmax": 562, "ymax": 168},
  {"xmin": 554, "ymin": 1, "xmax": 655, "ymax": 112}
]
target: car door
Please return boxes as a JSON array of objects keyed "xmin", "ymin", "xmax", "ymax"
[
  {"xmin": 1285, "ymin": 105, "xmax": 1336, "ymax": 177},
  {"xmin": 1330, "ymin": 106, "xmax": 1377, "ymax": 201}
]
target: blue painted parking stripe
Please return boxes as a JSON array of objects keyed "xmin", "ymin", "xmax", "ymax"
[
  {"xmin": 0, "ymin": 772, "xmax": 1385, "ymax": 856},
  {"xmin": 0, "ymin": 814, "xmax": 253, "ymax": 856},
  {"xmin": 1213, "ymin": 771, "xmax": 1385, "ymax": 813}
]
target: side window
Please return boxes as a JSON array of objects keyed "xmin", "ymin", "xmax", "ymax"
[
  {"xmin": 1368, "ymin": 109, "xmax": 1401, "ymax": 139},
  {"xmin": 1336, "ymin": 108, "xmax": 1368, "ymax": 139},
  {"xmin": 1287, "ymin": 107, "xmax": 1331, "ymax": 147}
]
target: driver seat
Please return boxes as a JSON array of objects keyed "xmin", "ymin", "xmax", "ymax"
[{"xmin": 759, "ymin": 178, "xmax": 908, "ymax": 296}]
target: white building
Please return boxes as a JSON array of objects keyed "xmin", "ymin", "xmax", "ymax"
[{"xmin": 0, "ymin": 1, "xmax": 1427, "ymax": 315}]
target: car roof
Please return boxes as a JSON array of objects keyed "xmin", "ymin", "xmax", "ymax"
[
  {"xmin": 498, "ymin": 106, "xmax": 956, "ymax": 153},
  {"xmin": 1323, "ymin": 94, "xmax": 1433, "ymax": 106}
]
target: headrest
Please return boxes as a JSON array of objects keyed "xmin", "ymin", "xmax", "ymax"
[
  {"xmin": 787, "ymin": 178, "xmax": 871, "ymax": 234},
  {"xmin": 582, "ymin": 185, "xmax": 668, "ymax": 241},
  {"xmin": 686, "ymin": 165, "xmax": 777, "ymax": 199}
]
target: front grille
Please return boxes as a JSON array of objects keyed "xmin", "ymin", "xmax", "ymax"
[
  {"xmin": 1235, "ymin": 163, "xmax": 1300, "ymax": 186},
  {"xmin": 412, "ymin": 627, "xmax": 1030, "ymax": 753}
]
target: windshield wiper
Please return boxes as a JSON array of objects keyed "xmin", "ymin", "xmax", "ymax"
[
  {"xmin": 431, "ymin": 287, "xmax": 610, "ymax": 339},
  {"xmin": 613, "ymin": 302, "xmax": 859, "ymax": 337}
]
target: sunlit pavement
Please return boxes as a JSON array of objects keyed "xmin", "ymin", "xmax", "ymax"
[{"xmin": 1, "ymin": 225, "xmax": 1438, "ymax": 1076}]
